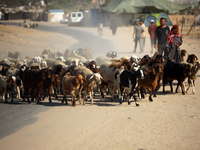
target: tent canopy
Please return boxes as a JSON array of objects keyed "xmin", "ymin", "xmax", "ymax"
[
  {"xmin": 144, "ymin": 12, "xmax": 173, "ymax": 27},
  {"xmin": 101, "ymin": 0, "xmax": 192, "ymax": 14}
]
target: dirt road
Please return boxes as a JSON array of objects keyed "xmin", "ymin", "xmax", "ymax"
[{"xmin": 0, "ymin": 21, "xmax": 200, "ymax": 150}]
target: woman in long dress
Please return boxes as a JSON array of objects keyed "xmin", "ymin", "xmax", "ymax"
[{"xmin": 167, "ymin": 25, "xmax": 183, "ymax": 63}]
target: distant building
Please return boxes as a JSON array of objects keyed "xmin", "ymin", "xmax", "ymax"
[{"xmin": 48, "ymin": 9, "xmax": 64, "ymax": 22}]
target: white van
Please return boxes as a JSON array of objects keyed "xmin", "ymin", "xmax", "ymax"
[{"xmin": 68, "ymin": 12, "xmax": 83, "ymax": 25}]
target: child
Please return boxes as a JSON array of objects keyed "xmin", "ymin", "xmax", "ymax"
[{"xmin": 166, "ymin": 25, "xmax": 183, "ymax": 63}]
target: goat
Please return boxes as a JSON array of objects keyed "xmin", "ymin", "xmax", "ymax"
[
  {"xmin": 163, "ymin": 60, "xmax": 191, "ymax": 95},
  {"xmin": 72, "ymin": 66, "xmax": 103, "ymax": 105},
  {"xmin": 137, "ymin": 63, "xmax": 162, "ymax": 102},
  {"xmin": 118, "ymin": 69, "xmax": 144, "ymax": 106},
  {"xmin": 186, "ymin": 62, "xmax": 200, "ymax": 94},
  {"xmin": 62, "ymin": 74, "xmax": 85, "ymax": 106},
  {"xmin": 100, "ymin": 59, "xmax": 132, "ymax": 100}
]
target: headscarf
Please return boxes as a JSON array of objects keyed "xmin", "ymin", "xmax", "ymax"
[{"xmin": 167, "ymin": 25, "xmax": 181, "ymax": 45}]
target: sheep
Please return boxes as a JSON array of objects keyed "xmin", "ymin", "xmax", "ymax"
[
  {"xmin": 23, "ymin": 23, "xmax": 30, "ymax": 28},
  {"xmin": 121, "ymin": 56, "xmax": 130, "ymax": 60},
  {"xmin": 75, "ymin": 47, "xmax": 92, "ymax": 59},
  {"xmin": 106, "ymin": 51, "xmax": 117, "ymax": 58},
  {"xmin": 96, "ymin": 56, "xmax": 111, "ymax": 66},
  {"xmin": 31, "ymin": 56, "xmax": 43, "ymax": 64},
  {"xmin": 56, "ymin": 56, "xmax": 65, "ymax": 62},
  {"xmin": 40, "ymin": 54, "xmax": 49, "ymax": 60},
  {"xmin": 0, "ymin": 58, "xmax": 13, "ymax": 68},
  {"xmin": 8, "ymin": 52, "xmax": 21, "ymax": 59},
  {"xmin": 46, "ymin": 59, "xmax": 66, "ymax": 68},
  {"xmin": 72, "ymin": 66, "xmax": 103, "ymax": 105},
  {"xmin": 25, "ymin": 55, "xmax": 34, "ymax": 60},
  {"xmin": 41, "ymin": 60, "xmax": 48, "ymax": 69},
  {"xmin": 64, "ymin": 49, "xmax": 71, "ymax": 60}
]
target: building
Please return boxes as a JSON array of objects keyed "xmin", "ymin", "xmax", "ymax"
[{"xmin": 48, "ymin": 9, "xmax": 64, "ymax": 22}]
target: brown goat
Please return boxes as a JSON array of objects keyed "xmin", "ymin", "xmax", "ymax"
[
  {"xmin": 137, "ymin": 63, "xmax": 162, "ymax": 102},
  {"xmin": 52, "ymin": 74, "xmax": 61, "ymax": 99},
  {"xmin": 88, "ymin": 61, "xmax": 99, "ymax": 73},
  {"xmin": 62, "ymin": 74, "xmax": 85, "ymax": 106},
  {"xmin": 180, "ymin": 49, "xmax": 188, "ymax": 62}
]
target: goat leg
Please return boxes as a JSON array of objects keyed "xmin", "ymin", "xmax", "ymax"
[
  {"xmin": 62, "ymin": 95, "xmax": 68, "ymax": 105},
  {"xmin": 100, "ymin": 89, "xmax": 105, "ymax": 98},
  {"xmin": 147, "ymin": 88, "xmax": 153, "ymax": 102},
  {"xmin": 54, "ymin": 88, "xmax": 58, "ymax": 99},
  {"xmin": 192, "ymin": 80, "xmax": 195, "ymax": 94},
  {"xmin": 11, "ymin": 93, "xmax": 14, "ymax": 103},
  {"xmin": 5, "ymin": 93, "xmax": 8, "ymax": 103},
  {"xmin": 82, "ymin": 91, "xmax": 86, "ymax": 105},
  {"xmin": 180, "ymin": 82, "xmax": 185, "ymax": 95},
  {"xmin": 72, "ymin": 94, "xmax": 76, "ymax": 107},
  {"xmin": 89, "ymin": 91, "xmax": 93, "ymax": 105},
  {"xmin": 162, "ymin": 78, "xmax": 166, "ymax": 93},
  {"xmin": 175, "ymin": 82, "xmax": 180, "ymax": 93},
  {"xmin": 140, "ymin": 87, "xmax": 145, "ymax": 99},
  {"xmin": 119, "ymin": 86, "xmax": 123, "ymax": 104},
  {"xmin": 153, "ymin": 91, "xmax": 157, "ymax": 97},
  {"xmin": 48, "ymin": 88, "xmax": 52, "ymax": 103},
  {"xmin": 169, "ymin": 80, "xmax": 173, "ymax": 93},
  {"xmin": 132, "ymin": 94, "xmax": 139, "ymax": 107}
]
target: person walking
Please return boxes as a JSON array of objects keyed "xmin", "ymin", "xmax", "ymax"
[
  {"xmin": 154, "ymin": 18, "xmax": 170, "ymax": 57},
  {"xmin": 132, "ymin": 22, "xmax": 144, "ymax": 53},
  {"xmin": 110, "ymin": 19, "xmax": 118, "ymax": 35},
  {"xmin": 166, "ymin": 25, "xmax": 183, "ymax": 63},
  {"xmin": 139, "ymin": 20, "xmax": 146, "ymax": 52},
  {"xmin": 97, "ymin": 21, "xmax": 103, "ymax": 36},
  {"xmin": 148, "ymin": 20, "xmax": 157, "ymax": 54}
]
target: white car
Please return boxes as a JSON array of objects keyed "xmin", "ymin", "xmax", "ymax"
[{"xmin": 60, "ymin": 18, "xmax": 69, "ymax": 24}]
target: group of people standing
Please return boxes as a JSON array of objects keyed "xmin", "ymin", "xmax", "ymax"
[{"xmin": 133, "ymin": 18, "xmax": 183, "ymax": 63}]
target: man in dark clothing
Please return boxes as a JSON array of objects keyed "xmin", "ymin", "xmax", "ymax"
[
  {"xmin": 154, "ymin": 18, "xmax": 170, "ymax": 57},
  {"xmin": 110, "ymin": 19, "xmax": 118, "ymax": 35}
]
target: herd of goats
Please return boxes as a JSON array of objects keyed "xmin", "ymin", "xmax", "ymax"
[{"xmin": 0, "ymin": 48, "xmax": 199, "ymax": 107}]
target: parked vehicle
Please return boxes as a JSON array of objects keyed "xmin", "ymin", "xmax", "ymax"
[
  {"xmin": 68, "ymin": 12, "xmax": 83, "ymax": 25},
  {"xmin": 60, "ymin": 18, "xmax": 69, "ymax": 24}
]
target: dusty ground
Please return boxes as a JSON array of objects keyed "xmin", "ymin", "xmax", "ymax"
[
  {"xmin": 0, "ymin": 23, "xmax": 78, "ymax": 59},
  {"xmin": 0, "ymin": 21, "xmax": 200, "ymax": 150}
]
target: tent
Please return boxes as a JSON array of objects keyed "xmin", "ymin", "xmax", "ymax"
[
  {"xmin": 101, "ymin": 0, "xmax": 192, "ymax": 14},
  {"xmin": 144, "ymin": 12, "xmax": 173, "ymax": 27}
]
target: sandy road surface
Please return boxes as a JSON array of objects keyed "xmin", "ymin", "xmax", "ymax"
[{"xmin": 0, "ymin": 21, "xmax": 200, "ymax": 150}]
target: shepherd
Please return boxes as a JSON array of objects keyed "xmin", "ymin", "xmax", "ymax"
[{"xmin": 167, "ymin": 25, "xmax": 183, "ymax": 63}]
